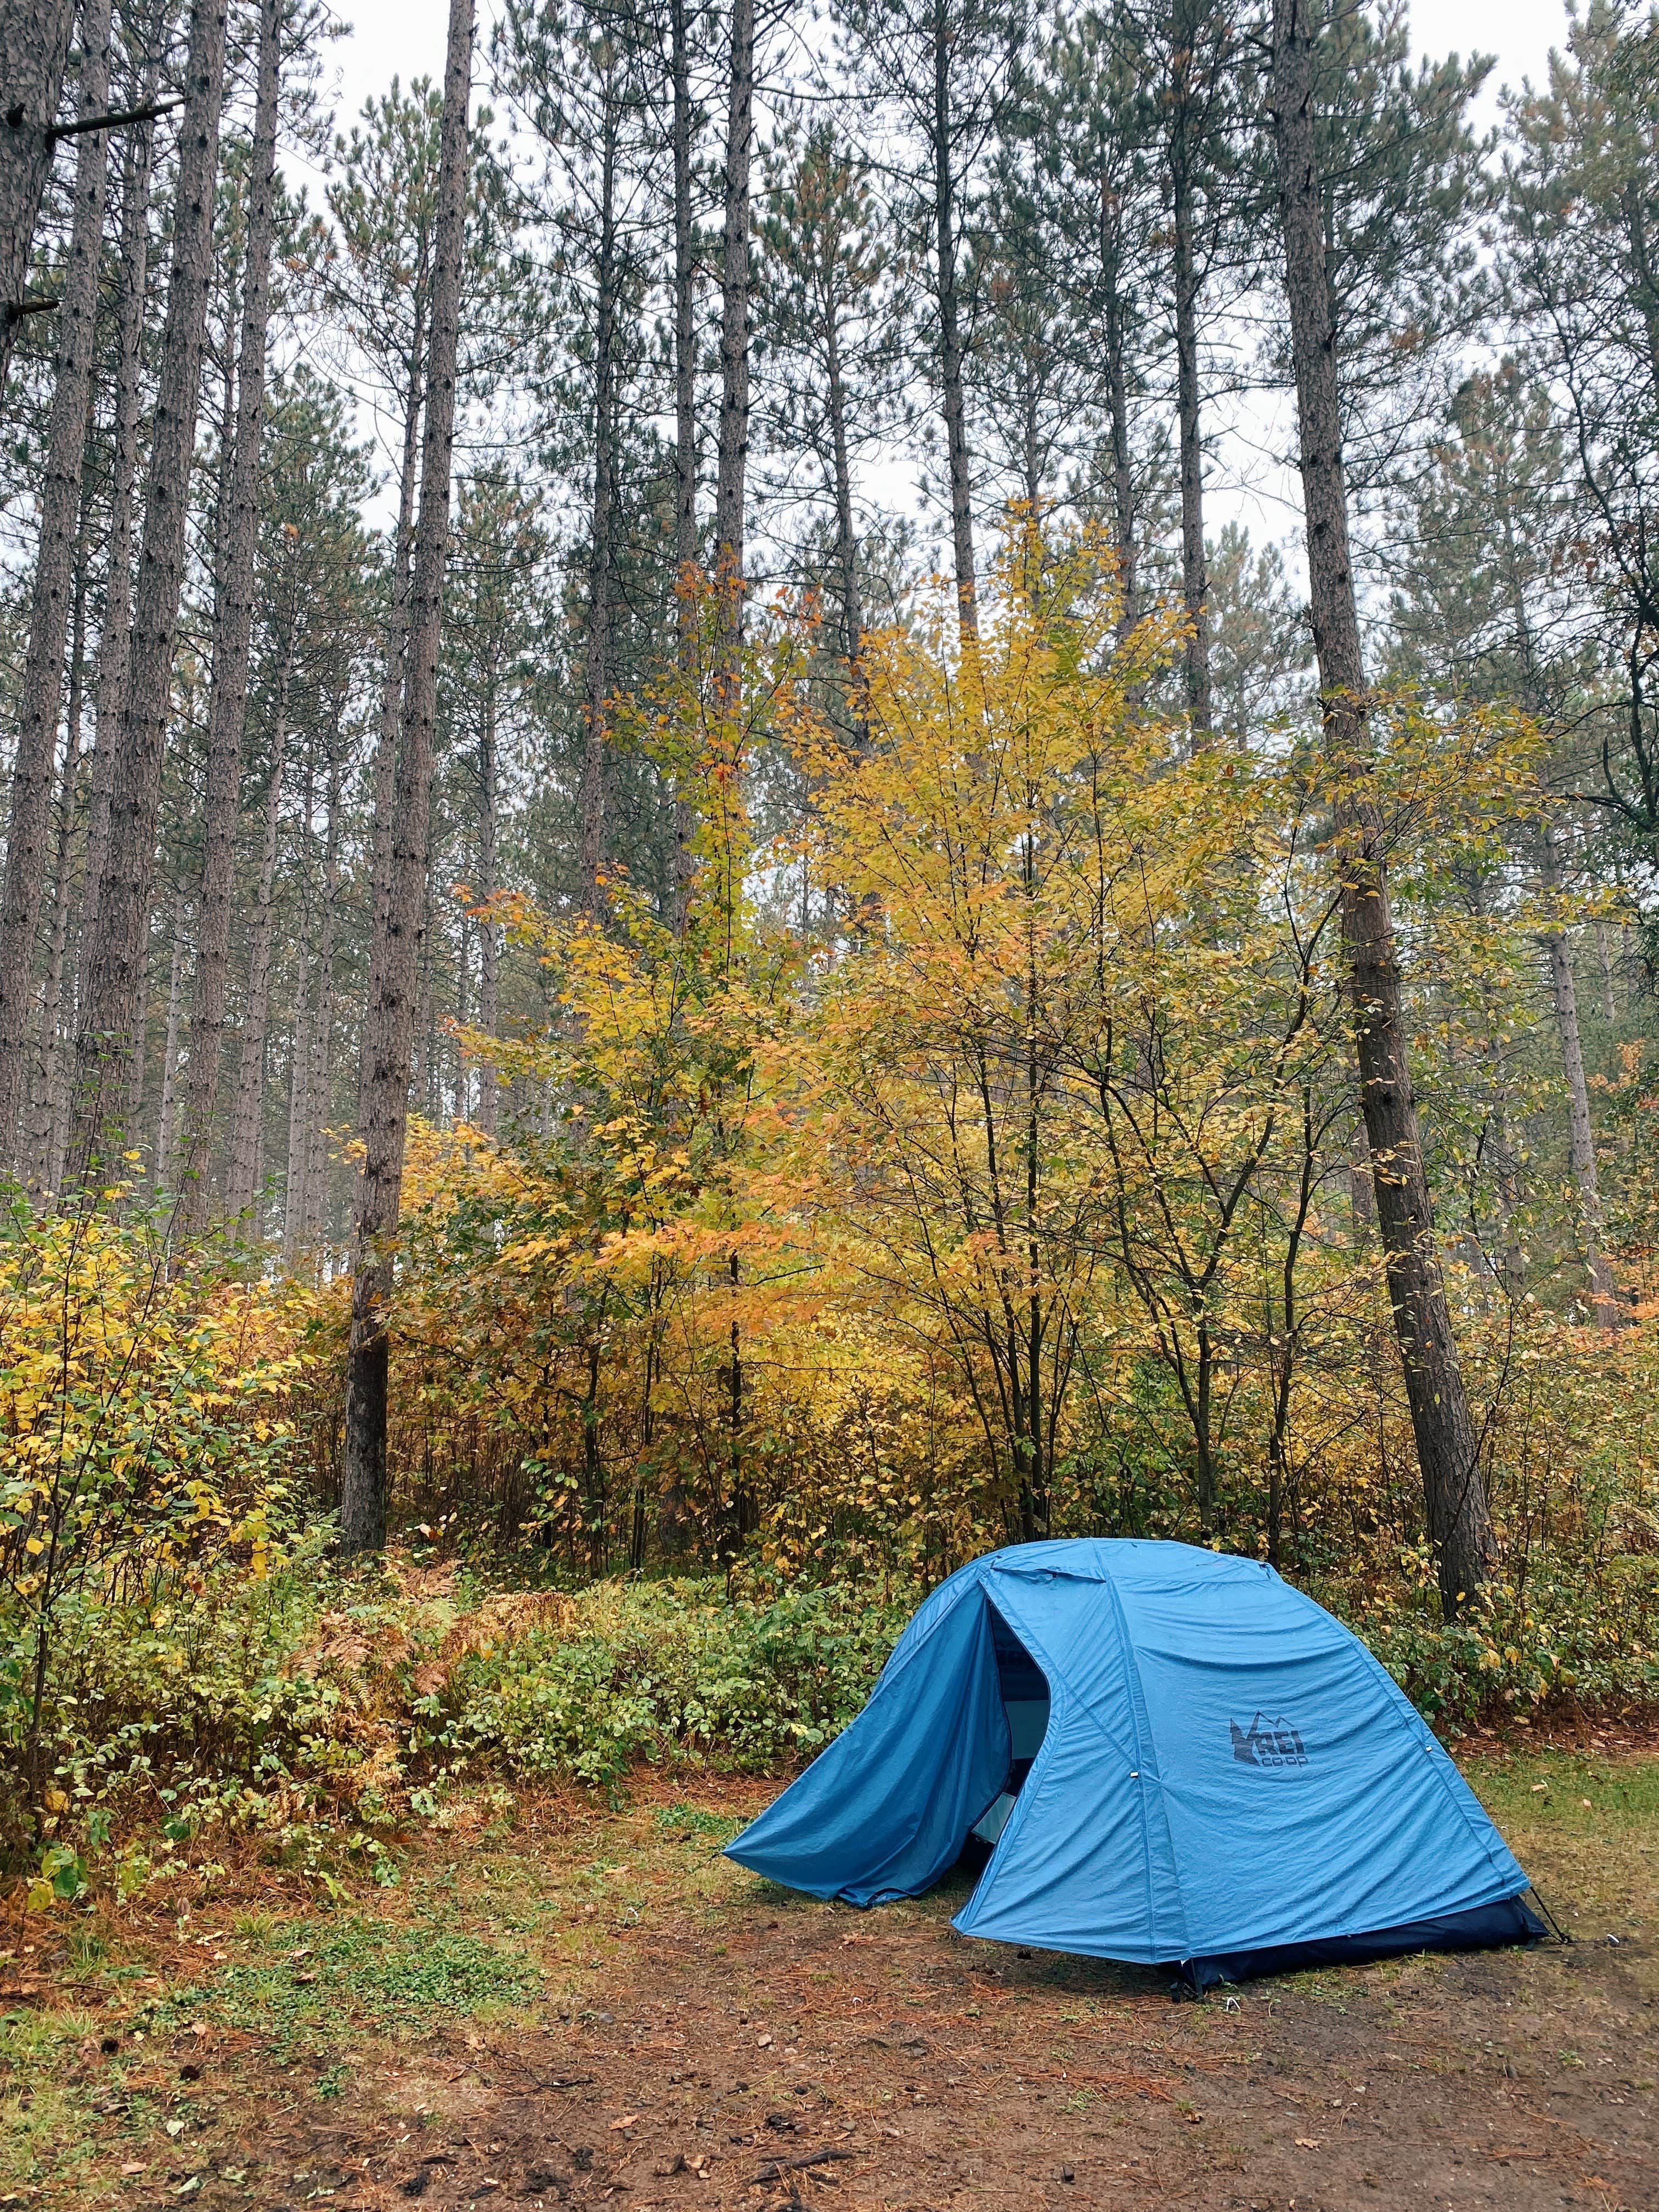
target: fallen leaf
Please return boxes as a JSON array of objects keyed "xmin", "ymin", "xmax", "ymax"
[
  {"xmin": 121, "ymin": 2164, "xmax": 146, "ymax": 2177},
  {"xmin": 610, "ymin": 2113, "xmax": 639, "ymax": 2130},
  {"xmin": 1293, "ymin": 2137, "xmax": 1322, "ymax": 2149}
]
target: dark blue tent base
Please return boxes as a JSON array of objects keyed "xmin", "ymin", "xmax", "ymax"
[{"xmin": 1172, "ymin": 1894, "xmax": 1549, "ymax": 1991}]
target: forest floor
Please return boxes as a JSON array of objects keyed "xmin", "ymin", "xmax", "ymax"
[{"xmin": 4, "ymin": 1729, "xmax": 1656, "ymax": 2212}]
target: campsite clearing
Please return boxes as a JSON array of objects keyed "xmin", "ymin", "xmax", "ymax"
[{"xmin": 5, "ymin": 1733, "xmax": 1656, "ymax": 2212}]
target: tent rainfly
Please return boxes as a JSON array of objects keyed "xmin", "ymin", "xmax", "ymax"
[{"xmin": 725, "ymin": 1540, "xmax": 1545, "ymax": 1987}]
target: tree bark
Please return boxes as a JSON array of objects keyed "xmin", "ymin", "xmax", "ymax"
[
  {"xmin": 31, "ymin": 482, "xmax": 93, "ymax": 1193},
  {"xmin": 932, "ymin": 3, "xmax": 975, "ymax": 636},
  {"xmin": 365, "ymin": 285, "xmax": 426, "ymax": 988},
  {"xmin": 713, "ymin": 0, "xmax": 752, "ymax": 625},
  {"xmin": 67, "ymin": 0, "xmax": 228, "ymax": 1196},
  {"xmin": 0, "ymin": 0, "xmax": 112, "ymax": 1172},
  {"xmin": 1539, "ymin": 825, "xmax": 1618, "ymax": 1328},
  {"xmin": 0, "ymin": 0, "xmax": 78, "ymax": 397},
  {"xmin": 342, "ymin": 0, "xmax": 473, "ymax": 1555},
  {"xmin": 1271, "ymin": 0, "xmax": 1492, "ymax": 1618},
  {"xmin": 579, "ymin": 55, "xmax": 620, "ymax": 911},
  {"xmin": 669, "ymin": 0, "xmax": 697, "ymax": 929},
  {"xmin": 1169, "ymin": 66, "xmax": 1210, "ymax": 738},
  {"xmin": 300, "ymin": 711, "xmax": 343, "ymax": 1246},
  {"xmin": 225, "ymin": 664, "xmax": 289, "ymax": 1228},
  {"xmin": 1100, "ymin": 177, "xmax": 1137, "ymax": 633},
  {"xmin": 177, "ymin": 0, "xmax": 281, "ymax": 1227},
  {"xmin": 153, "ymin": 886, "xmax": 189, "ymax": 1182},
  {"xmin": 475, "ymin": 674, "xmax": 498, "ymax": 1135},
  {"xmin": 79, "ymin": 65, "xmax": 157, "ymax": 970},
  {"xmin": 283, "ymin": 960, "xmax": 312, "ymax": 1260},
  {"xmin": 825, "ymin": 290, "xmax": 862, "ymax": 674}
]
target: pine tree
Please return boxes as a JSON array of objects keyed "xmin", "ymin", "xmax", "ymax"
[
  {"xmin": 1271, "ymin": 0, "xmax": 1493, "ymax": 1618},
  {"xmin": 69, "ymin": 0, "xmax": 231, "ymax": 1195},
  {"xmin": 0, "ymin": 0, "xmax": 114, "ymax": 1174},
  {"xmin": 342, "ymin": 0, "xmax": 475, "ymax": 1554}
]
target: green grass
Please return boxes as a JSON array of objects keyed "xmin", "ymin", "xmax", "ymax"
[
  {"xmin": 1459, "ymin": 1747, "xmax": 1659, "ymax": 1934},
  {"xmin": 133, "ymin": 1913, "xmax": 546, "ymax": 2056}
]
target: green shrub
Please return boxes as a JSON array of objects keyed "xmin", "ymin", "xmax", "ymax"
[{"xmin": 415, "ymin": 1577, "xmax": 910, "ymax": 1786}]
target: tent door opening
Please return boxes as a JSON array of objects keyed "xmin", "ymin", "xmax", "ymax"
[{"xmin": 969, "ymin": 1603, "xmax": 1049, "ymax": 1847}]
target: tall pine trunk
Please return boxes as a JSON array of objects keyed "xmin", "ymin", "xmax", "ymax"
[
  {"xmin": 32, "ymin": 487, "xmax": 93, "ymax": 1191},
  {"xmin": 153, "ymin": 888, "xmax": 189, "ymax": 1181},
  {"xmin": 669, "ymin": 0, "xmax": 698, "ymax": 927},
  {"xmin": 177, "ymin": 0, "xmax": 281, "ymax": 1226},
  {"xmin": 341, "ymin": 0, "xmax": 473, "ymax": 1554},
  {"xmin": 579, "ymin": 59, "xmax": 621, "ymax": 911},
  {"xmin": 299, "ymin": 711, "xmax": 343, "ymax": 1247},
  {"xmin": 475, "ymin": 680, "xmax": 498, "ymax": 1135},
  {"xmin": 1271, "ymin": 0, "xmax": 1492, "ymax": 1618},
  {"xmin": 0, "ymin": 0, "xmax": 78, "ymax": 397},
  {"xmin": 932, "ymin": 3, "xmax": 975, "ymax": 635},
  {"xmin": 1169, "ymin": 74, "xmax": 1210, "ymax": 737},
  {"xmin": 0, "ymin": 0, "xmax": 113, "ymax": 1171},
  {"xmin": 713, "ymin": 0, "xmax": 752, "ymax": 623},
  {"xmin": 825, "ymin": 292, "xmax": 862, "ymax": 673},
  {"xmin": 225, "ymin": 658, "xmax": 290, "ymax": 1228},
  {"xmin": 67, "ymin": 0, "xmax": 229, "ymax": 1195},
  {"xmin": 1100, "ymin": 178, "xmax": 1137, "ymax": 633},
  {"xmin": 364, "ymin": 290, "xmax": 426, "ymax": 976},
  {"xmin": 80, "ymin": 66, "xmax": 158, "ymax": 968}
]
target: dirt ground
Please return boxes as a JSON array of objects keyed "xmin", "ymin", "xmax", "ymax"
[{"xmin": 7, "ymin": 1733, "xmax": 1657, "ymax": 2212}]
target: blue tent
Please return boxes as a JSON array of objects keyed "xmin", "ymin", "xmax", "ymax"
[{"xmin": 725, "ymin": 1540, "xmax": 1543, "ymax": 1986}]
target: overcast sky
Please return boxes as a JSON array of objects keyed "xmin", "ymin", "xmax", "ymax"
[
  {"xmin": 311, "ymin": 0, "xmax": 1579, "ymax": 150},
  {"xmin": 291, "ymin": 0, "xmax": 1585, "ymax": 565}
]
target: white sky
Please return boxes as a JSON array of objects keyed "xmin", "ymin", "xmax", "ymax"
[
  {"xmin": 311, "ymin": 0, "xmax": 1578, "ymax": 167},
  {"xmin": 292, "ymin": 0, "xmax": 1583, "ymax": 562}
]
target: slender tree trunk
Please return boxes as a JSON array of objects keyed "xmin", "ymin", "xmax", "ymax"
[
  {"xmin": 67, "ymin": 0, "xmax": 229, "ymax": 1195},
  {"xmin": 669, "ymin": 0, "xmax": 698, "ymax": 928},
  {"xmin": 0, "ymin": 0, "xmax": 113, "ymax": 1170},
  {"xmin": 579, "ymin": 66, "xmax": 620, "ymax": 911},
  {"xmin": 1100, "ymin": 180, "xmax": 1137, "ymax": 632},
  {"xmin": 412, "ymin": 881, "xmax": 435, "ymax": 1115},
  {"xmin": 283, "ymin": 735, "xmax": 316, "ymax": 1259},
  {"xmin": 225, "ymin": 675, "xmax": 288, "ymax": 1228},
  {"xmin": 932, "ymin": 7, "xmax": 975, "ymax": 636},
  {"xmin": 713, "ymin": 0, "xmax": 752, "ymax": 623},
  {"xmin": 0, "ymin": 0, "xmax": 78, "ymax": 397},
  {"xmin": 365, "ymin": 286, "xmax": 426, "ymax": 977},
  {"xmin": 283, "ymin": 938, "xmax": 312, "ymax": 1262},
  {"xmin": 342, "ymin": 0, "xmax": 473, "ymax": 1555},
  {"xmin": 475, "ymin": 678, "xmax": 498, "ymax": 1135},
  {"xmin": 1539, "ymin": 826, "xmax": 1618, "ymax": 1327},
  {"xmin": 1170, "ymin": 98, "xmax": 1210, "ymax": 737},
  {"xmin": 153, "ymin": 889, "xmax": 188, "ymax": 1181},
  {"xmin": 32, "ymin": 490, "xmax": 92, "ymax": 1193},
  {"xmin": 80, "ymin": 70, "xmax": 157, "ymax": 970},
  {"xmin": 302, "ymin": 723, "xmax": 343, "ymax": 1246},
  {"xmin": 1271, "ymin": 0, "xmax": 1492, "ymax": 1619},
  {"xmin": 825, "ymin": 297, "xmax": 862, "ymax": 673},
  {"xmin": 177, "ymin": 0, "xmax": 281, "ymax": 1226}
]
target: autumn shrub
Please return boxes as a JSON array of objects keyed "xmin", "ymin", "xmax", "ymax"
[
  {"xmin": 412, "ymin": 1574, "xmax": 910, "ymax": 1786},
  {"xmin": 0, "ymin": 1199, "xmax": 311, "ymax": 1866}
]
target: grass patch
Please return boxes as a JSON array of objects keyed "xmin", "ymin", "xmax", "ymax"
[
  {"xmin": 1460, "ymin": 1747, "xmax": 1659, "ymax": 1935},
  {"xmin": 134, "ymin": 1914, "xmax": 545, "ymax": 2055},
  {"xmin": 651, "ymin": 1801, "xmax": 744, "ymax": 1842}
]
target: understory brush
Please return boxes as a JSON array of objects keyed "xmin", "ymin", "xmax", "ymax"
[{"xmin": 3, "ymin": 1192, "xmax": 1656, "ymax": 1908}]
